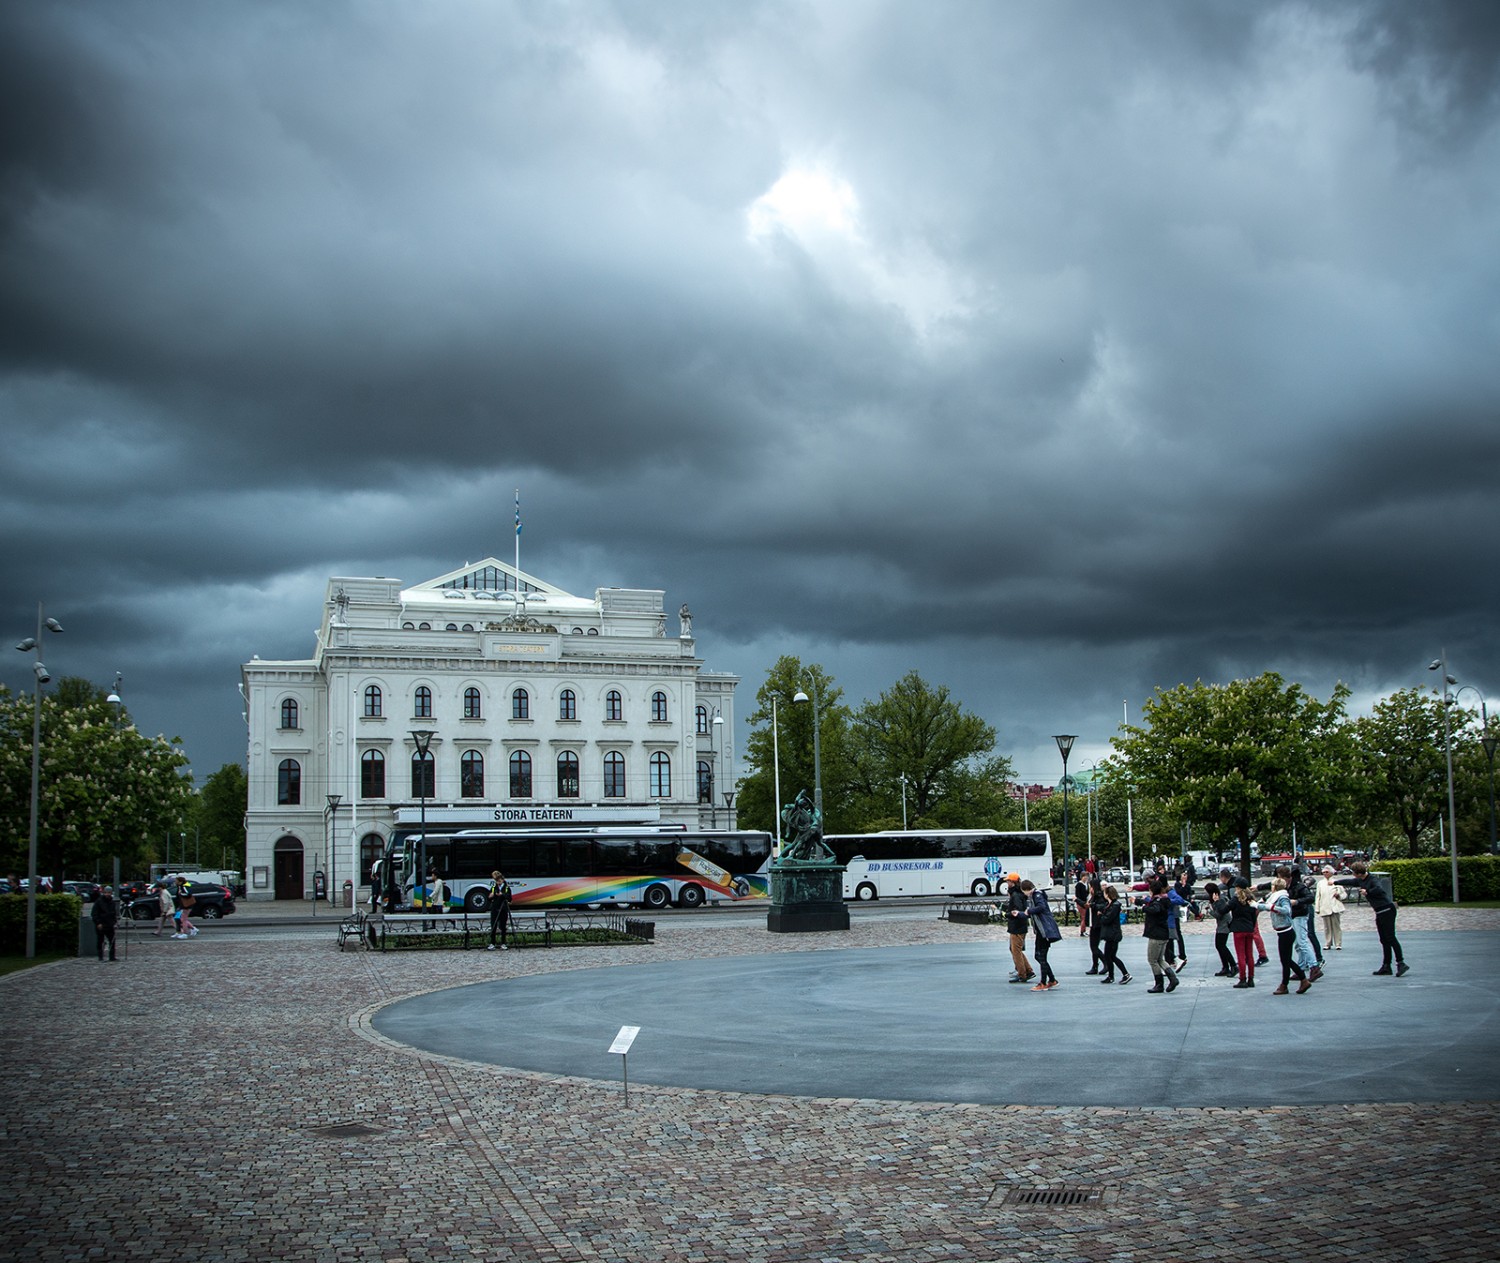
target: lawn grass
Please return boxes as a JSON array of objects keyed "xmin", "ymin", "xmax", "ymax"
[{"xmin": 0, "ymin": 952, "xmax": 72, "ymax": 976}]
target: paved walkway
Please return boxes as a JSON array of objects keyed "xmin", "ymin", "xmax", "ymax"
[{"xmin": 4, "ymin": 904, "xmax": 1499, "ymax": 1262}]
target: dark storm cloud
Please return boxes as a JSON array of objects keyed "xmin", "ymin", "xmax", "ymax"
[{"xmin": 2, "ymin": 0, "xmax": 1497, "ymax": 778}]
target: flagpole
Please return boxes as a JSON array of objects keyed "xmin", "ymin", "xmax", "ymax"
[{"xmin": 514, "ymin": 488, "xmax": 521, "ymax": 585}]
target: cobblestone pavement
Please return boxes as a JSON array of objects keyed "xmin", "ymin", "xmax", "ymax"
[{"xmin": 4, "ymin": 903, "xmax": 1498, "ymax": 1263}]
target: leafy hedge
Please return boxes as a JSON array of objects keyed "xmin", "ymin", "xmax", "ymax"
[
  {"xmin": 0, "ymin": 893, "xmax": 84, "ymax": 954},
  {"xmin": 1380, "ymin": 856, "xmax": 1500, "ymax": 904}
]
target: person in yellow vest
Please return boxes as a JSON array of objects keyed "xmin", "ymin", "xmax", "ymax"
[{"xmin": 487, "ymin": 870, "xmax": 513, "ymax": 951}]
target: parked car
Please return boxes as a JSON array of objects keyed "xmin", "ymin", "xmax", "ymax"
[
  {"xmin": 63, "ymin": 881, "xmax": 102, "ymax": 902},
  {"xmin": 126, "ymin": 884, "xmax": 236, "ymax": 920}
]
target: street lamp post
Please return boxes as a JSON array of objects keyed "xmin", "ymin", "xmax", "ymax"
[
  {"xmin": 15, "ymin": 605, "xmax": 64, "ymax": 959},
  {"xmin": 711, "ymin": 711, "xmax": 724, "ymax": 828},
  {"xmin": 899, "ymin": 773, "xmax": 908, "ymax": 831},
  {"xmin": 1455, "ymin": 686, "xmax": 1498, "ymax": 857},
  {"xmin": 1429, "ymin": 656, "xmax": 1461, "ymax": 904},
  {"xmin": 1054, "ymin": 734, "xmax": 1077, "ymax": 910},
  {"xmin": 792, "ymin": 673, "xmax": 823, "ymax": 820},
  {"xmin": 326, "ymin": 794, "xmax": 342, "ymax": 909},
  {"xmin": 411, "ymin": 729, "xmax": 436, "ymax": 909}
]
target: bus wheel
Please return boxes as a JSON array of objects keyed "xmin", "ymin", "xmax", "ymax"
[
  {"xmin": 678, "ymin": 883, "xmax": 705, "ymax": 909},
  {"xmin": 970, "ymin": 879, "xmax": 991, "ymax": 897},
  {"xmin": 855, "ymin": 882, "xmax": 878, "ymax": 902},
  {"xmin": 643, "ymin": 884, "xmax": 671, "ymax": 910},
  {"xmin": 464, "ymin": 889, "xmax": 490, "ymax": 913}
]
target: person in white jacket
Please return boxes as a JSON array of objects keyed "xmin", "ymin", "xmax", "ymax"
[{"xmin": 1315, "ymin": 866, "xmax": 1346, "ymax": 951}]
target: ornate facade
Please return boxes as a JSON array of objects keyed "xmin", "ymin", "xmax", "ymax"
[{"xmin": 242, "ymin": 559, "xmax": 738, "ymax": 901}]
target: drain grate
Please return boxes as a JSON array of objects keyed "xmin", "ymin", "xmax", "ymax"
[
  {"xmin": 993, "ymin": 1184, "xmax": 1107, "ymax": 1209},
  {"xmin": 311, "ymin": 1123, "xmax": 383, "ymax": 1139}
]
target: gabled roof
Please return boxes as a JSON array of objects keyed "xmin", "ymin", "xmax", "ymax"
[{"xmin": 407, "ymin": 558, "xmax": 577, "ymax": 603}]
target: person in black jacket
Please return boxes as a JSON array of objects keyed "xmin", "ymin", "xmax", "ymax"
[
  {"xmin": 91, "ymin": 886, "xmax": 119, "ymax": 961},
  {"xmin": 1097, "ymin": 885, "xmax": 1131, "ymax": 984},
  {"xmin": 1282, "ymin": 866, "xmax": 1322, "ymax": 982},
  {"xmin": 1204, "ymin": 881, "xmax": 1237, "ymax": 976},
  {"xmin": 486, "ymin": 870, "xmax": 513, "ymax": 951},
  {"xmin": 1004, "ymin": 875, "xmax": 1035, "ymax": 984},
  {"xmin": 1140, "ymin": 882, "xmax": 1179, "ymax": 993},
  {"xmin": 1085, "ymin": 875, "xmax": 1107, "ymax": 974},
  {"xmin": 1337, "ymin": 863, "xmax": 1409, "ymax": 976},
  {"xmin": 1226, "ymin": 884, "xmax": 1261, "ymax": 987}
]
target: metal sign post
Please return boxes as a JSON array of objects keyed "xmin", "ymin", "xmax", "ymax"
[{"xmin": 609, "ymin": 1025, "xmax": 640, "ymax": 1105}]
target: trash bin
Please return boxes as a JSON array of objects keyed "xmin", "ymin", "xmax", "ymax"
[
  {"xmin": 1368, "ymin": 871, "xmax": 1394, "ymax": 904},
  {"xmin": 79, "ymin": 914, "xmax": 97, "ymax": 959},
  {"xmin": 343, "ymin": 879, "xmax": 354, "ymax": 909}
]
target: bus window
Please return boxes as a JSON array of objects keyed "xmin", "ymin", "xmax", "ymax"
[
  {"xmin": 453, "ymin": 840, "xmax": 496, "ymax": 881},
  {"xmin": 557, "ymin": 838, "xmax": 595, "ymax": 877},
  {"xmin": 532, "ymin": 840, "xmax": 561, "ymax": 877},
  {"xmin": 499, "ymin": 839, "xmax": 531, "ymax": 876}
]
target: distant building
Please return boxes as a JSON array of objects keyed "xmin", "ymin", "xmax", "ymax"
[{"xmin": 241, "ymin": 559, "xmax": 737, "ymax": 901}]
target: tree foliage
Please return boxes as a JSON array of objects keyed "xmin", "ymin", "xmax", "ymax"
[
  {"xmin": 0, "ymin": 679, "xmax": 196, "ymax": 881},
  {"xmin": 1110, "ymin": 673, "xmax": 1354, "ymax": 876},
  {"xmin": 189, "ymin": 763, "xmax": 250, "ymax": 873},
  {"xmin": 1348, "ymin": 687, "xmax": 1452, "ymax": 858},
  {"xmin": 735, "ymin": 657, "xmax": 852, "ymax": 833}
]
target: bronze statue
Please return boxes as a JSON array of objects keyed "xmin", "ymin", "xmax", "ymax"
[{"xmin": 779, "ymin": 789, "xmax": 833, "ymax": 863}]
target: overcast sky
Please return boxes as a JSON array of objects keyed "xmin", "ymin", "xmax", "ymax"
[{"xmin": 2, "ymin": 0, "xmax": 1497, "ymax": 787}]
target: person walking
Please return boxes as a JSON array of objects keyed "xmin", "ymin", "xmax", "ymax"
[
  {"xmin": 1167, "ymin": 870, "xmax": 1193, "ymax": 969},
  {"xmin": 1004, "ymin": 874, "xmax": 1035, "ymax": 985},
  {"xmin": 154, "ymin": 880, "xmax": 174, "ymax": 937},
  {"xmin": 1256, "ymin": 877, "xmax": 1312, "ymax": 995},
  {"xmin": 1337, "ymin": 862, "xmax": 1408, "ymax": 976},
  {"xmin": 91, "ymin": 886, "xmax": 119, "ymax": 961},
  {"xmin": 486, "ymin": 870, "xmax": 513, "ymax": 951},
  {"xmin": 1085, "ymin": 875, "xmax": 1107, "ymax": 974},
  {"xmin": 1204, "ymin": 881, "xmax": 1237, "ymax": 976},
  {"xmin": 1315, "ymin": 865, "xmax": 1345, "ymax": 951},
  {"xmin": 1283, "ymin": 866, "xmax": 1321, "ymax": 981},
  {"xmin": 172, "ymin": 877, "xmax": 197, "ymax": 938},
  {"xmin": 1073, "ymin": 873, "xmax": 1090, "ymax": 937},
  {"xmin": 1227, "ymin": 884, "xmax": 1261, "ymax": 988},
  {"xmin": 1098, "ymin": 884, "xmax": 1131, "ymax": 984},
  {"xmin": 1140, "ymin": 881, "xmax": 1179, "ymax": 994},
  {"xmin": 1024, "ymin": 881, "xmax": 1062, "ymax": 990},
  {"xmin": 1222, "ymin": 866, "xmax": 1270, "ymax": 965}
]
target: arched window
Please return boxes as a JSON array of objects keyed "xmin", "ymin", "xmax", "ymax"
[
  {"xmin": 277, "ymin": 758, "xmax": 301, "ymax": 805},
  {"xmin": 512, "ymin": 687, "xmax": 529, "ymax": 720},
  {"xmin": 557, "ymin": 751, "xmax": 580, "ymax": 798},
  {"xmin": 697, "ymin": 760, "xmax": 713, "ymax": 804},
  {"xmin": 509, "ymin": 750, "xmax": 532, "ymax": 798},
  {"xmin": 414, "ymin": 685, "xmax": 433, "ymax": 719},
  {"xmin": 359, "ymin": 833, "xmax": 384, "ymax": 886},
  {"xmin": 463, "ymin": 687, "xmax": 482, "ymax": 719},
  {"xmin": 603, "ymin": 751, "xmax": 626, "ymax": 798},
  {"xmin": 444, "ymin": 623, "xmax": 457, "ymax": 632},
  {"xmin": 364, "ymin": 684, "xmax": 383, "ymax": 718},
  {"xmin": 650, "ymin": 751, "xmax": 671, "ymax": 797},
  {"xmin": 361, "ymin": 749, "xmax": 385, "ymax": 798},
  {"xmin": 605, "ymin": 689, "xmax": 623, "ymax": 722},
  {"xmin": 696, "ymin": 705, "xmax": 709, "ymax": 734},
  {"xmin": 279, "ymin": 698, "xmax": 299, "ymax": 730},
  {"xmin": 411, "ymin": 748, "xmax": 435, "ymax": 799},
  {"xmin": 461, "ymin": 750, "xmax": 484, "ymax": 798},
  {"xmin": 651, "ymin": 691, "xmax": 668, "ymax": 722},
  {"xmin": 559, "ymin": 689, "xmax": 577, "ymax": 721}
]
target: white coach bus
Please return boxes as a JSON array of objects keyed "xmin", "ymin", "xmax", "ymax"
[{"xmin": 824, "ymin": 829, "xmax": 1054, "ymax": 901}]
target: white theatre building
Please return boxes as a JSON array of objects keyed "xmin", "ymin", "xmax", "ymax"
[{"xmin": 241, "ymin": 558, "xmax": 739, "ymax": 901}]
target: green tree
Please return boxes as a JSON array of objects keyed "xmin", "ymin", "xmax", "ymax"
[
  {"xmin": 1348, "ymin": 687, "xmax": 1453, "ymax": 858},
  {"xmin": 845, "ymin": 671, "xmax": 1000, "ymax": 824},
  {"xmin": 1110, "ymin": 673, "xmax": 1355, "ymax": 878},
  {"xmin": 0, "ymin": 679, "xmax": 196, "ymax": 881},
  {"xmin": 190, "ymin": 763, "xmax": 250, "ymax": 874},
  {"xmin": 735, "ymin": 658, "xmax": 853, "ymax": 833}
]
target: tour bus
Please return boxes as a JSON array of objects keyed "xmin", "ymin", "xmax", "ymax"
[
  {"xmin": 824, "ymin": 829, "xmax": 1054, "ymax": 901},
  {"xmin": 381, "ymin": 820, "xmax": 775, "ymax": 911}
]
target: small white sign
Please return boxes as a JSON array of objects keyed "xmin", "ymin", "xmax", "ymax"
[{"xmin": 609, "ymin": 1025, "xmax": 640, "ymax": 1055}]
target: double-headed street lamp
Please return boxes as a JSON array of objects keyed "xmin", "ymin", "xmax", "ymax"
[
  {"xmin": 410, "ymin": 729, "xmax": 436, "ymax": 908},
  {"xmin": 15, "ymin": 604, "xmax": 64, "ymax": 959},
  {"xmin": 793, "ymin": 672, "xmax": 824, "ymax": 819},
  {"xmin": 1429, "ymin": 656, "xmax": 1461, "ymax": 904},
  {"xmin": 326, "ymin": 794, "xmax": 343, "ymax": 910},
  {"xmin": 1054, "ymin": 734, "xmax": 1077, "ymax": 899}
]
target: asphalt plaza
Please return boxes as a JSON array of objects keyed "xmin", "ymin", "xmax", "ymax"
[{"xmin": 373, "ymin": 930, "xmax": 1500, "ymax": 1107}]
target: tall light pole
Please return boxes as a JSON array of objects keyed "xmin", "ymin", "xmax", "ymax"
[
  {"xmin": 1455, "ymin": 686, "xmax": 1498, "ymax": 857},
  {"xmin": 793, "ymin": 672, "xmax": 823, "ymax": 820},
  {"xmin": 1429, "ymin": 656, "xmax": 1461, "ymax": 904},
  {"xmin": 326, "ymin": 794, "xmax": 342, "ymax": 908},
  {"xmin": 411, "ymin": 729, "xmax": 436, "ymax": 908},
  {"xmin": 711, "ymin": 710, "xmax": 724, "ymax": 828},
  {"xmin": 771, "ymin": 695, "xmax": 782, "ymax": 848},
  {"xmin": 15, "ymin": 605, "xmax": 64, "ymax": 959},
  {"xmin": 1054, "ymin": 734, "xmax": 1077, "ymax": 900},
  {"xmin": 899, "ymin": 773, "xmax": 908, "ymax": 831}
]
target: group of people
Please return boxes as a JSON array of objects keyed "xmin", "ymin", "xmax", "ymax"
[
  {"xmin": 1004, "ymin": 860, "xmax": 1408, "ymax": 994},
  {"xmin": 87, "ymin": 876, "xmax": 202, "ymax": 960}
]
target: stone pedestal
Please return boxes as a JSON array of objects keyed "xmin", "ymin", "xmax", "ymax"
[{"xmin": 767, "ymin": 861, "xmax": 850, "ymax": 933}]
